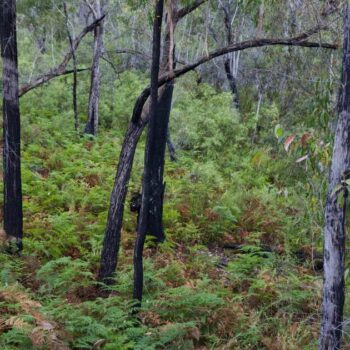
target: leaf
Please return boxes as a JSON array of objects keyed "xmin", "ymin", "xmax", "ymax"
[
  {"xmin": 274, "ymin": 124, "xmax": 283, "ymax": 139},
  {"xmin": 300, "ymin": 133, "xmax": 311, "ymax": 147},
  {"xmin": 332, "ymin": 184, "xmax": 342, "ymax": 196},
  {"xmin": 284, "ymin": 135, "xmax": 296, "ymax": 152},
  {"xmin": 295, "ymin": 154, "xmax": 308, "ymax": 163}
]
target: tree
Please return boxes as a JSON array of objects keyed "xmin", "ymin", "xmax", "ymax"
[
  {"xmin": 133, "ymin": 0, "xmax": 164, "ymax": 303},
  {"xmin": 84, "ymin": 0, "xmax": 104, "ymax": 136},
  {"xmin": 1, "ymin": 0, "xmax": 23, "ymax": 251},
  {"xmin": 63, "ymin": 2, "xmax": 79, "ymax": 132},
  {"xmin": 98, "ymin": 0, "xmax": 208, "ymax": 285},
  {"xmin": 319, "ymin": 3, "xmax": 350, "ymax": 349}
]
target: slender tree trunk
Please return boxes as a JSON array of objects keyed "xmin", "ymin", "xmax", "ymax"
[
  {"xmin": 1, "ymin": 0, "xmax": 23, "ymax": 250},
  {"xmin": 64, "ymin": 2, "xmax": 79, "ymax": 132},
  {"xmin": 133, "ymin": 0, "xmax": 164, "ymax": 303},
  {"xmin": 98, "ymin": 120, "xmax": 146, "ymax": 284},
  {"xmin": 319, "ymin": 4, "xmax": 350, "ymax": 349},
  {"xmin": 84, "ymin": 0, "xmax": 103, "ymax": 136},
  {"xmin": 224, "ymin": 58, "xmax": 240, "ymax": 110}
]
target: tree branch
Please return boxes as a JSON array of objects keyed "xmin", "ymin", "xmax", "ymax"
[
  {"xmin": 131, "ymin": 28, "xmax": 338, "ymax": 123},
  {"xmin": 175, "ymin": 0, "xmax": 208, "ymax": 22},
  {"xmin": 19, "ymin": 14, "xmax": 106, "ymax": 97}
]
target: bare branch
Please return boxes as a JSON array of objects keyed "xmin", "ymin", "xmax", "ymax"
[
  {"xmin": 131, "ymin": 27, "xmax": 338, "ymax": 124},
  {"xmin": 175, "ymin": 0, "xmax": 208, "ymax": 22},
  {"xmin": 19, "ymin": 14, "xmax": 106, "ymax": 97}
]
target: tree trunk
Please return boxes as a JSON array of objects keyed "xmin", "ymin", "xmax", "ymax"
[
  {"xmin": 145, "ymin": 81, "xmax": 174, "ymax": 241},
  {"xmin": 64, "ymin": 2, "xmax": 79, "ymax": 132},
  {"xmin": 144, "ymin": 0, "xmax": 177, "ymax": 242},
  {"xmin": 319, "ymin": 4, "xmax": 350, "ymax": 349},
  {"xmin": 1, "ymin": 0, "xmax": 23, "ymax": 250},
  {"xmin": 133, "ymin": 0, "xmax": 164, "ymax": 302},
  {"xmin": 98, "ymin": 120, "xmax": 146, "ymax": 284},
  {"xmin": 224, "ymin": 58, "xmax": 240, "ymax": 110},
  {"xmin": 84, "ymin": 0, "xmax": 103, "ymax": 136}
]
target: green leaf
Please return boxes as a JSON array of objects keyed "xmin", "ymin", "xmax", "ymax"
[{"xmin": 274, "ymin": 124, "xmax": 283, "ymax": 139}]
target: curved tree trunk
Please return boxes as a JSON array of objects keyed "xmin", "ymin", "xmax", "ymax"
[
  {"xmin": 319, "ymin": 4, "xmax": 350, "ymax": 349},
  {"xmin": 1, "ymin": 0, "xmax": 23, "ymax": 251},
  {"xmin": 84, "ymin": 0, "xmax": 104, "ymax": 136}
]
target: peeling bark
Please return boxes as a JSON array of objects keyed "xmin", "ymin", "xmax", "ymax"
[{"xmin": 319, "ymin": 4, "xmax": 350, "ymax": 349}]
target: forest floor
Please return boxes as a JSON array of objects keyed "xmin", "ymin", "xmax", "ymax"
[{"xmin": 1, "ymin": 75, "xmax": 350, "ymax": 349}]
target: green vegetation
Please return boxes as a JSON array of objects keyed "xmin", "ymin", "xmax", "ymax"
[{"xmin": 0, "ymin": 70, "xmax": 347, "ymax": 349}]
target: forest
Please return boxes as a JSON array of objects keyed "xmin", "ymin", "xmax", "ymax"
[{"xmin": 1, "ymin": 0, "xmax": 350, "ymax": 349}]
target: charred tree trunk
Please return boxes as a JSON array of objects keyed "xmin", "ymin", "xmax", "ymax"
[
  {"xmin": 133, "ymin": 0, "xmax": 164, "ymax": 302},
  {"xmin": 224, "ymin": 58, "xmax": 240, "ymax": 110},
  {"xmin": 220, "ymin": 2, "xmax": 240, "ymax": 110},
  {"xmin": 1, "ymin": 0, "xmax": 23, "ymax": 250},
  {"xmin": 84, "ymin": 0, "xmax": 104, "ymax": 136},
  {"xmin": 145, "ymin": 81, "xmax": 174, "ymax": 241},
  {"xmin": 319, "ymin": 4, "xmax": 350, "ymax": 349},
  {"xmin": 145, "ymin": 1, "xmax": 177, "ymax": 242},
  {"xmin": 98, "ymin": 120, "xmax": 146, "ymax": 284}
]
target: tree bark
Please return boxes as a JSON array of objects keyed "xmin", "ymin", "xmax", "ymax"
[
  {"xmin": 1, "ymin": 0, "xmax": 23, "ymax": 250},
  {"xmin": 144, "ymin": 0, "xmax": 177, "ymax": 242},
  {"xmin": 224, "ymin": 58, "xmax": 240, "ymax": 110},
  {"xmin": 84, "ymin": 0, "xmax": 104, "ymax": 136},
  {"xmin": 319, "ymin": 4, "xmax": 350, "ymax": 349},
  {"xmin": 133, "ymin": 0, "xmax": 164, "ymax": 303},
  {"xmin": 63, "ymin": 2, "xmax": 79, "ymax": 132}
]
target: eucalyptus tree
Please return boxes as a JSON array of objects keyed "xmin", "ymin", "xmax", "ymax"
[
  {"xmin": 1, "ymin": 0, "xmax": 23, "ymax": 251},
  {"xmin": 84, "ymin": 0, "xmax": 105, "ymax": 135},
  {"xmin": 319, "ymin": 2, "xmax": 350, "ymax": 348}
]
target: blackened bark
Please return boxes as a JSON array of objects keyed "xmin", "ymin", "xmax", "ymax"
[
  {"xmin": 98, "ymin": 121, "xmax": 146, "ymax": 284},
  {"xmin": 319, "ymin": 4, "xmax": 350, "ymax": 349},
  {"xmin": 146, "ymin": 81, "xmax": 174, "ymax": 241},
  {"xmin": 224, "ymin": 58, "xmax": 240, "ymax": 110},
  {"xmin": 133, "ymin": 0, "xmax": 164, "ymax": 302},
  {"xmin": 98, "ymin": 88, "xmax": 166, "ymax": 285},
  {"xmin": 1, "ymin": 0, "xmax": 23, "ymax": 247},
  {"xmin": 145, "ymin": 1, "xmax": 177, "ymax": 242},
  {"xmin": 63, "ymin": 2, "xmax": 79, "ymax": 132},
  {"xmin": 84, "ymin": 0, "xmax": 104, "ymax": 136}
]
